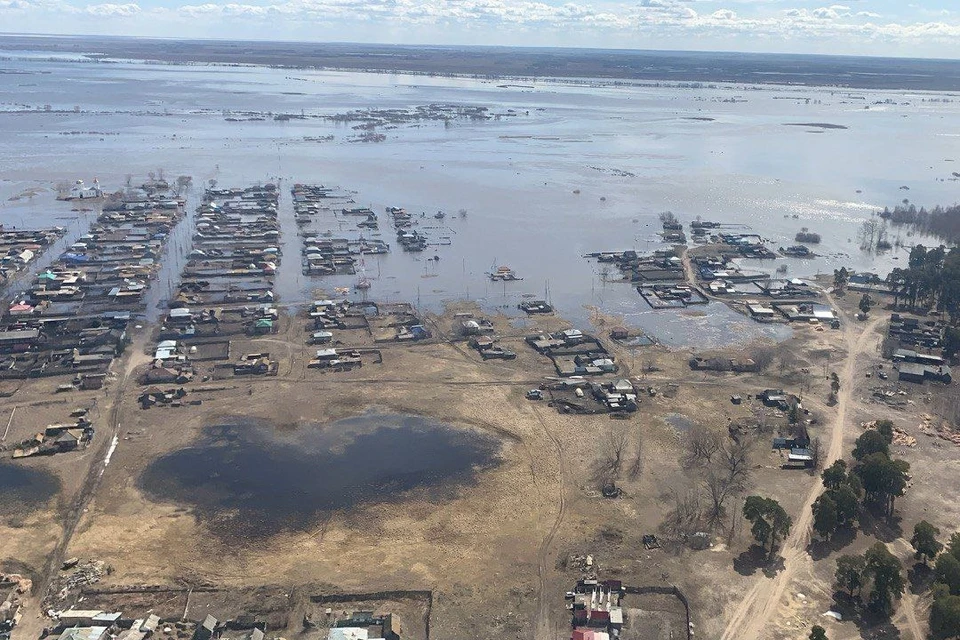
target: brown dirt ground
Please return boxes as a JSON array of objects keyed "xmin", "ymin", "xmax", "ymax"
[{"xmin": 4, "ymin": 292, "xmax": 951, "ymax": 640}]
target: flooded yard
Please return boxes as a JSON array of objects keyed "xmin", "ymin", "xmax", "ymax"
[
  {"xmin": 0, "ymin": 461, "xmax": 61, "ymax": 517},
  {"xmin": 137, "ymin": 413, "xmax": 502, "ymax": 538}
]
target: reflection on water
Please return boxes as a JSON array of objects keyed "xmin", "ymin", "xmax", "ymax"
[{"xmin": 137, "ymin": 414, "xmax": 501, "ymax": 539}]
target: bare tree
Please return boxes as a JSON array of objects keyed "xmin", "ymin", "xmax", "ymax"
[
  {"xmin": 662, "ymin": 490, "xmax": 703, "ymax": 541},
  {"xmin": 880, "ymin": 336, "xmax": 899, "ymax": 359},
  {"xmin": 778, "ymin": 351, "xmax": 798, "ymax": 378},
  {"xmin": 704, "ymin": 469, "xmax": 737, "ymax": 527},
  {"xmin": 592, "ymin": 428, "xmax": 629, "ymax": 489},
  {"xmin": 683, "ymin": 424, "xmax": 722, "ymax": 467},
  {"xmin": 607, "ymin": 428, "xmax": 628, "ymax": 478},
  {"xmin": 173, "ymin": 175, "xmax": 192, "ymax": 197},
  {"xmin": 642, "ymin": 356, "xmax": 658, "ymax": 374},
  {"xmin": 808, "ymin": 436, "xmax": 824, "ymax": 470},
  {"xmin": 628, "ymin": 437, "xmax": 643, "ymax": 480},
  {"xmin": 719, "ymin": 436, "xmax": 753, "ymax": 486},
  {"xmin": 659, "ymin": 211, "xmax": 678, "ymax": 226},
  {"xmin": 858, "ymin": 217, "xmax": 889, "ymax": 252},
  {"xmin": 702, "ymin": 436, "xmax": 754, "ymax": 529},
  {"xmin": 750, "ymin": 345, "xmax": 776, "ymax": 372}
]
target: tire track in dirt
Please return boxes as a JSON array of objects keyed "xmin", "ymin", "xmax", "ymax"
[
  {"xmin": 532, "ymin": 405, "xmax": 566, "ymax": 640},
  {"xmin": 890, "ymin": 539, "xmax": 926, "ymax": 640}
]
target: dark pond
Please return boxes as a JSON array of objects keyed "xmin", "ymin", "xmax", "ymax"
[
  {"xmin": 138, "ymin": 413, "xmax": 502, "ymax": 539},
  {"xmin": 0, "ymin": 462, "xmax": 61, "ymax": 516}
]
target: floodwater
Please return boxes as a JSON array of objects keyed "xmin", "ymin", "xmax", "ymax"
[
  {"xmin": 137, "ymin": 414, "xmax": 502, "ymax": 538},
  {"xmin": 2, "ymin": 52, "xmax": 958, "ymax": 346},
  {"xmin": 0, "ymin": 461, "xmax": 61, "ymax": 516}
]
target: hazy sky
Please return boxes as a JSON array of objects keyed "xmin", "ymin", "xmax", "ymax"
[{"xmin": 3, "ymin": 0, "xmax": 959, "ymax": 58}]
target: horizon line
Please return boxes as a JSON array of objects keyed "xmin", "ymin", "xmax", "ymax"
[{"xmin": 1, "ymin": 31, "xmax": 959, "ymax": 64}]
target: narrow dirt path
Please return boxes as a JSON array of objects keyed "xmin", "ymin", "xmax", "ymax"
[
  {"xmin": 720, "ymin": 305, "xmax": 883, "ymax": 640},
  {"xmin": 34, "ymin": 333, "xmax": 150, "ymax": 600},
  {"xmin": 889, "ymin": 539, "xmax": 926, "ymax": 640},
  {"xmin": 899, "ymin": 591, "xmax": 925, "ymax": 640},
  {"xmin": 532, "ymin": 405, "xmax": 566, "ymax": 640}
]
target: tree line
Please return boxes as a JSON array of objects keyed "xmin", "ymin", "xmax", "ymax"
[
  {"xmin": 923, "ymin": 528, "xmax": 960, "ymax": 638},
  {"xmin": 879, "ymin": 203, "xmax": 960, "ymax": 244},
  {"xmin": 885, "ymin": 244, "xmax": 960, "ymax": 325}
]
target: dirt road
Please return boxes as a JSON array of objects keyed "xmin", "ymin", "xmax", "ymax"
[
  {"xmin": 533, "ymin": 405, "xmax": 566, "ymax": 640},
  {"xmin": 720, "ymin": 305, "xmax": 884, "ymax": 640},
  {"xmin": 26, "ymin": 336, "xmax": 150, "ymax": 618}
]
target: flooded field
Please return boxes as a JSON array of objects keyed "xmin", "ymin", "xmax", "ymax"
[
  {"xmin": 1, "ymin": 53, "xmax": 956, "ymax": 345},
  {"xmin": 137, "ymin": 414, "xmax": 502, "ymax": 538},
  {"xmin": 0, "ymin": 461, "xmax": 60, "ymax": 516}
]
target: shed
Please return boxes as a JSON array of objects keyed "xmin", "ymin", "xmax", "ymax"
[
  {"xmin": 58, "ymin": 610, "xmax": 104, "ymax": 626},
  {"xmin": 608, "ymin": 608, "xmax": 623, "ymax": 629},
  {"xmin": 609, "ymin": 326, "xmax": 629, "ymax": 340},
  {"xmin": 788, "ymin": 448, "xmax": 814, "ymax": 467},
  {"xmin": 898, "ymin": 363, "xmax": 927, "ymax": 384},
  {"xmin": 194, "ymin": 614, "xmax": 218, "ymax": 640},
  {"xmin": 58, "ymin": 627, "xmax": 108, "ymax": 640},
  {"xmin": 747, "ymin": 303, "xmax": 775, "ymax": 318},
  {"xmin": 587, "ymin": 610, "xmax": 610, "ymax": 627},
  {"xmin": 140, "ymin": 614, "xmax": 161, "ymax": 633},
  {"xmin": 327, "ymin": 629, "xmax": 370, "ymax": 640},
  {"xmin": 772, "ymin": 437, "xmax": 797, "ymax": 450},
  {"xmin": 168, "ymin": 308, "xmax": 192, "ymax": 322},
  {"xmin": 92, "ymin": 612, "xmax": 122, "ymax": 625}
]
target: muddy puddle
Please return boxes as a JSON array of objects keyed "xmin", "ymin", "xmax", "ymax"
[
  {"xmin": 138, "ymin": 413, "xmax": 502, "ymax": 538},
  {"xmin": 663, "ymin": 413, "xmax": 696, "ymax": 433},
  {"xmin": 0, "ymin": 462, "xmax": 61, "ymax": 517}
]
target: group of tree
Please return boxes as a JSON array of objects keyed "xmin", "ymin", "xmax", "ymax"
[
  {"xmin": 673, "ymin": 426, "xmax": 754, "ymax": 536},
  {"xmin": 834, "ymin": 543, "xmax": 905, "ymax": 615},
  {"xmin": 853, "ymin": 427, "xmax": 910, "ymax": 519},
  {"xmin": 903, "ymin": 522, "xmax": 960, "ymax": 639},
  {"xmin": 812, "ymin": 459, "xmax": 862, "ymax": 540},
  {"xmin": 743, "ymin": 495, "xmax": 792, "ymax": 559},
  {"xmin": 810, "ymin": 423, "xmax": 909, "ymax": 541},
  {"xmin": 828, "ymin": 372, "xmax": 841, "ymax": 405},
  {"xmin": 833, "ymin": 267, "xmax": 849, "ymax": 293},
  {"xmin": 808, "ymin": 625, "xmax": 828, "ymax": 640},
  {"xmin": 885, "ymin": 244, "xmax": 960, "ymax": 324},
  {"xmin": 591, "ymin": 427, "xmax": 642, "ymax": 492},
  {"xmin": 924, "ymin": 527, "xmax": 960, "ymax": 639},
  {"xmin": 878, "ymin": 202, "xmax": 960, "ymax": 245},
  {"xmin": 858, "ymin": 217, "xmax": 892, "ymax": 252}
]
